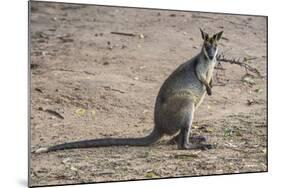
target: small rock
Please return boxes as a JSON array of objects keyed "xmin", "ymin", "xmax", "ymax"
[
  {"xmin": 139, "ymin": 34, "xmax": 145, "ymax": 39},
  {"xmin": 242, "ymin": 74, "xmax": 255, "ymax": 85},
  {"xmin": 62, "ymin": 158, "xmax": 71, "ymax": 165},
  {"xmin": 254, "ymin": 88, "xmax": 263, "ymax": 93},
  {"xmin": 103, "ymin": 61, "xmax": 109, "ymax": 65},
  {"xmin": 139, "ymin": 66, "xmax": 146, "ymax": 70},
  {"xmin": 247, "ymin": 99, "xmax": 259, "ymax": 106},
  {"xmin": 70, "ymin": 166, "xmax": 78, "ymax": 172}
]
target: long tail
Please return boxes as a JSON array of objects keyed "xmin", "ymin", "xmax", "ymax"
[{"xmin": 35, "ymin": 129, "xmax": 161, "ymax": 153}]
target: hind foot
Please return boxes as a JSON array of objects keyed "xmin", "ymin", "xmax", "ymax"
[
  {"xmin": 190, "ymin": 136, "xmax": 207, "ymax": 143},
  {"xmin": 178, "ymin": 143, "xmax": 213, "ymax": 150},
  {"xmin": 168, "ymin": 135, "xmax": 207, "ymax": 145}
]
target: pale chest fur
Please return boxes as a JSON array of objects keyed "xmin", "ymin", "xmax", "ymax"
[
  {"xmin": 206, "ymin": 61, "xmax": 216, "ymax": 82},
  {"xmin": 194, "ymin": 58, "xmax": 216, "ymax": 108},
  {"xmin": 196, "ymin": 58, "xmax": 216, "ymax": 82}
]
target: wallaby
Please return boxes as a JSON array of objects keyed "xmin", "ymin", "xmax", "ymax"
[{"xmin": 35, "ymin": 28, "xmax": 223, "ymax": 153}]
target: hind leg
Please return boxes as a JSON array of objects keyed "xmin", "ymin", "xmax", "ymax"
[
  {"xmin": 177, "ymin": 128, "xmax": 212, "ymax": 150},
  {"xmin": 177, "ymin": 103, "xmax": 212, "ymax": 150},
  {"xmin": 168, "ymin": 134, "xmax": 207, "ymax": 145}
]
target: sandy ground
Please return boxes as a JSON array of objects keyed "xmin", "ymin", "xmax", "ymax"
[{"xmin": 29, "ymin": 2, "xmax": 267, "ymax": 187}]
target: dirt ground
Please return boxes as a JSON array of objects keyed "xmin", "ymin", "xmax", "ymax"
[{"xmin": 29, "ymin": 2, "xmax": 267, "ymax": 187}]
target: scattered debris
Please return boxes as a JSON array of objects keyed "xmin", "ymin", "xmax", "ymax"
[
  {"xmin": 96, "ymin": 170, "xmax": 115, "ymax": 175},
  {"xmin": 192, "ymin": 14, "xmax": 214, "ymax": 19},
  {"xmin": 103, "ymin": 61, "xmax": 109, "ymax": 65},
  {"xmin": 103, "ymin": 86, "xmax": 126, "ymax": 93},
  {"xmin": 110, "ymin": 31, "xmax": 136, "ymax": 37},
  {"xmin": 145, "ymin": 170, "xmax": 159, "ymax": 178},
  {"xmin": 174, "ymin": 153, "xmax": 199, "ymax": 160},
  {"xmin": 242, "ymin": 74, "xmax": 256, "ymax": 85},
  {"xmin": 224, "ymin": 127, "xmax": 235, "ymax": 137},
  {"xmin": 34, "ymin": 31, "xmax": 49, "ymax": 39},
  {"xmin": 139, "ymin": 34, "xmax": 145, "ymax": 39},
  {"xmin": 139, "ymin": 66, "xmax": 146, "ymax": 70},
  {"xmin": 198, "ymin": 125, "xmax": 213, "ymax": 133},
  {"xmin": 94, "ymin": 33, "xmax": 104, "ymax": 37},
  {"xmin": 62, "ymin": 158, "xmax": 72, "ymax": 165},
  {"xmin": 31, "ymin": 63, "xmax": 39, "ymax": 69},
  {"xmin": 247, "ymin": 99, "xmax": 260, "ymax": 106},
  {"xmin": 35, "ymin": 88, "xmax": 43, "ymax": 93},
  {"xmin": 110, "ymin": 31, "xmax": 145, "ymax": 39},
  {"xmin": 254, "ymin": 88, "xmax": 263, "ymax": 93},
  {"xmin": 91, "ymin": 109, "xmax": 96, "ymax": 120},
  {"xmin": 75, "ymin": 108, "xmax": 86, "ymax": 117},
  {"xmin": 49, "ymin": 28, "xmax": 56, "ymax": 32},
  {"xmin": 121, "ymin": 44, "xmax": 127, "ymax": 49},
  {"xmin": 57, "ymin": 34, "xmax": 74, "ymax": 43},
  {"xmin": 70, "ymin": 166, "xmax": 78, "ymax": 172},
  {"xmin": 45, "ymin": 109, "xmax": 64, "ymax": 119}
]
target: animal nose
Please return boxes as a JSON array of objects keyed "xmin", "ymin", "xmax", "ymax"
[{"xmin": 207, "ymin": 48, "xmax": 215, "ymax": 59}]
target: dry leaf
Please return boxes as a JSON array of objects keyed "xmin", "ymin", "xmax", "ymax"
[
  {"xmin": 76, "ymin": 108, "xmax": 86, "ymax": 117},
  {"xmin": 145, "ymin": 170, "xmax": 159, "ymax": 178},
  {"xmin": 175, "ymin": 153, "xmax": 199, "ymax": 160}
]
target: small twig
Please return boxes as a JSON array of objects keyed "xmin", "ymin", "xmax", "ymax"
[
  {"xmin": 103, "ymin": 86, "xmax": 126, "ymax": 94},
  {"xmin": 191, "ymin": 15, "xmax": 214, "ymax": 20},
  {"xmin": 214, "ymin": 66, "xmax": 226, "ymax": 70},
  {"xmin": 35, "ymin": 88, "xmax": 43, "ymax": 93},
  {"xmin": 48, "ymin": 68, "xmax": 96, "ymax": 76},
  {"xmin": 216, "ymin": 54, "xmax": 262, "ymax": 77},
  {"xmin": 111, "ymin": 88, "xmax": 126, "ymax": 93},
  {"xmin": 110, "ymin": 31, "xmax": 136, "ymax": 37},
  {"xmin": 44, "ymin": 109, "xmax": 64, "ymax": 119}
]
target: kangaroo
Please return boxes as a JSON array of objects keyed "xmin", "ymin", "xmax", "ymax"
[{"xmin": 35, "ymin": 28, "xmax": 223, "ymax": 153}]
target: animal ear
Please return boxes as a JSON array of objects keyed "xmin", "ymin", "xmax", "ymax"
[
  {"xmin": 213, "ymin": 31, "xmax": 223, "ymax": 41},
  {"xmin": 200, "ymin": 28, "xmax": 209, "ymax": 41}
]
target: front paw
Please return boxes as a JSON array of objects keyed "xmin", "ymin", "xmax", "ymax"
[{"xmin": 206, "ymin": 87, "xmax": 212, "ymax": 95}]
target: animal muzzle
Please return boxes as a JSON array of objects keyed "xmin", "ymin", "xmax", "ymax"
[{"xmin": 206, "ymin": 48, "xmax": 216, "ymax": 59}]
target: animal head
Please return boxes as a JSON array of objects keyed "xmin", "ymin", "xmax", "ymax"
[{"xmin": 200, "ymin": 28, "xmax": 223, "ymax": 60}]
